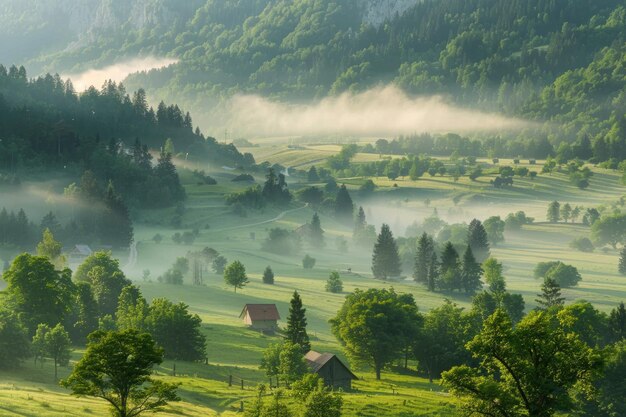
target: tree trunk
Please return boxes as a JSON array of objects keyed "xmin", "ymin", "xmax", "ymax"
[
  {"xmin": 404, "ymin": 347, "xmax": 409, "ymax": 369},
  {"xmin": 54, "ymin": 357, "xmax": 58, "ymax": 381},
  {"xmin": 375, "ymin": 365, "xmax": 381, "ymax": 380}
]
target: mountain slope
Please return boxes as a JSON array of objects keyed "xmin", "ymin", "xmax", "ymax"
[{"xmin": 3, "ymin": 0, "xmax": 625, "ymax": 148}]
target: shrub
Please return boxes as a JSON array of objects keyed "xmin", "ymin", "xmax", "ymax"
[
  {"xmin": 569, "ymin": 237, "xmax": 594, "ymax": 252},
  {"xmin": 325, "ymin": 272, "xmax": 343, "ymax": 293},
  {"xmin": 302, "ymin": 255, "xmax": 316, "ymax": 269}
]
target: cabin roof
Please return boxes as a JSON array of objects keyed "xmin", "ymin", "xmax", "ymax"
[
  {"xmin": 71, "ymin": 245, "xmax": 92, "ymax": 256},
  {"xmin": 239, "ymin": 304, "xmax": 280, "ymax": 321},
  {"xmin": 304, "ymin": 350, "xmax": 358, "ymax": 379}
]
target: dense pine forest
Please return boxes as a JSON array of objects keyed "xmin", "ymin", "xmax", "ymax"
[{"xmin": 5, "ymin": 0, "xmax": 621, "ymax": 147}]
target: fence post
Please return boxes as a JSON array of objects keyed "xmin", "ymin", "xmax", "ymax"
[
  {"xmin": 240, "ymin": 401, "xmax": 244, "ymax": 412},
  {"xmin": 229, "ymin": 375, "xmax": 232, "ymax": 387},
  {"xmin": 241, "ymin": 379, "xmax": 244, "ymax": 390}
]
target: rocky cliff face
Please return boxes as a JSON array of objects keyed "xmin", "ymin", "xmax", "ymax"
[{"xmin": 358, "ymin": 0, "xmax": 420, "ymax": 26}]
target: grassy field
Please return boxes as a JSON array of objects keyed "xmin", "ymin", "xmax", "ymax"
[{"xmin": 1, "ymin": 146, "xmax": 625, "ymax": 416}]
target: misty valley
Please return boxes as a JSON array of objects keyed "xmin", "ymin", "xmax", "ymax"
[{"xmin": 1, "ymin": 1, "xmax": 626, "ymax": 417}]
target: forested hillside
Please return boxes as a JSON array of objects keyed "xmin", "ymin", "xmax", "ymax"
[{"xmin": 3, "ymin": 0, "xmax": 625, "ymax": 150}]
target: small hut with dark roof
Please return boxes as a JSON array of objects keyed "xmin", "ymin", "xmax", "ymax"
[
  {"xmin": 239, "ymin": 304, "xmax": 280, "ymax": 331},
  {"xmin": 305, "ymin": 350, "xmax": 357, "ymax": 390}
]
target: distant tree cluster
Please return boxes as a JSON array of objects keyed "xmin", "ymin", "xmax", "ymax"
[
  {"xmin": 0, "ymin": 246, "xmax": 207, "ymax": 378},
  {"xmin": 226, "ymin": 168, "xmax": 292, "ymax": 209},
  {"xmin": 412, "ymin": 219, "xmax": 492, "ymax": 294},
  {"xmin": 0, "ymin": 66, "xmax": 254, "ymax": 175}
]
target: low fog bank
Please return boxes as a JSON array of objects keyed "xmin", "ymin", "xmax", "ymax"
[
  {"xmin": 224, "ymin": 85, "xmax": 528, "ymax": 138},
  {"xmin": 64, "ymin": 57, "xmax": 178, "ymax": 92},
  {"xmin": 360, "ymin": 197, "xmax": 551, "ymax": 239}
]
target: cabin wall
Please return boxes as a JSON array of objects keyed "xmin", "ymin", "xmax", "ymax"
[
  {"xmin": 249, "ymin": 319, "xmax": 278, "ymax": 330},
  {"xmin": 317, "ymin": 358, "xmax": 353, "ymax": 390}
]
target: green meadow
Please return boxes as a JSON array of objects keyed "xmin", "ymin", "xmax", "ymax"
[{"xmin": 1, "ymin": 147, "xmax": 625, "ymax": 416}]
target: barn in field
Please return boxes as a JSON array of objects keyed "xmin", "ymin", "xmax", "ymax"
[
  {"xmin": 305, "ymin": 350, "xmax": 357, "ymax": 390},
  {"xmin": 239, "ymin": 304, "xmax": 280, "ymax": 331}
]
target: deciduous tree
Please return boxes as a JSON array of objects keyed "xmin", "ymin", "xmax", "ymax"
[
  {"xmin": 224, "ymin": 260, "xmax": 249, "ymax": 292},
  {"xmin": 62, "ymin": 330, "xmax": 180, "ymax": 417},
  {"xmin": 4, "ymin": 254, "xmax": 74, "ymax": 333},
  {"xmin": 443, "ymin": 309, "xmax": 601, "ymax": 417},
  {"xmin": 331, "ymin": 288, "xmax": 419, "ymax": 380}
]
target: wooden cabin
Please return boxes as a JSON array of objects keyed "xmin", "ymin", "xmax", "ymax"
[
  {"xmin": 68, "ymin": 244, "xmax": 92, "ymax": 265},
  {"xmin": 239, "ymin": 304, "xmax": 280, "ymax": 331},
  {"xmin": 305, "ymin": 350, "xmax": 357, "ymax": 390}
]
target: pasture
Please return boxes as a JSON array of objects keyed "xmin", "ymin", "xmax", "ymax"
[{"xmin": 1, "ymin": 145, "xmax": 625, "ymax": 416}]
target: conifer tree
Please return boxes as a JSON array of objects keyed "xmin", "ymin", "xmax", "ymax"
[
  {"xmin": 608, "ymin": 302, "xmax": 626, "ymax": 342},
  {"xmin": 155, "ymin": 150, "xmax": 186, "ymax": 204},
  {"xmin": 619, "ymin": 247, "xmax": 626, "ymax": 275},
  {"xmin": 307, "ymin": 166, "xmax": 320, "ymax": 182},
  {"xmin": 285, "ymin": 291, "xmax": 311, "ymax": 353},
  {"xmin": 263, "ymin": 266, "xmax": 275, "ymax": 284},
  {"xmin": 413, "ymin": 233, "xmax": 435, "ymax": 283},
  {"xmin": 536, "ymin": 277, "xmax": 565, "ymax": 309},
  {"xmin": 335, "ymin": 184, "xmax": 354, "ymax": 224},
  {"xmin": 427, "ymin": 251, "xmax": 439, "ymax": 292},
  {"xmin": 440, "ymin": 242, "xmax": 459, "ymax": 272},
  {"xmin": 371, "ymin": 224, "xmax": 401, "ymax": 280},
  {"xmin": 308, "ymin": 213, "xmax": 324, "ymax": 248},
  {"xmin": 467, "ymin": 219, "xmax": 490, "ymax": 262},
  {"xmin": 461, "ymin": 246, "xmax": 482, "ymax": 294},
  {"xmin": 353, "ymin": 206, "xmax": 366, "ymax": 238},
  {"xmin": 101, "ymin": 181, "xmax": 134, "ymax": 248},
  {"xmin": 439, "ymin": 242, "xmax": 461, "ymax": 291}
]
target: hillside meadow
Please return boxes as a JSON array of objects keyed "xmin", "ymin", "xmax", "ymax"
[{"xmin": 1, "ymin": 150, "xmax": 625, "ymax": 416}]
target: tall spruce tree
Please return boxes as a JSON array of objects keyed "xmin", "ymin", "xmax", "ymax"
[
  {"xmin": 414, "ymin": 233, "xmax": 435, "ymax": 283},
  {"xmin": 440, "ymin": 242, "xmax": 459, "ymax": 272},
  {"xmin": 461, "ymin": 246, "xmax": 483, "ymax": 294},
  {"xmin": 467, "ymin": 219, "xmax": 490, "ymax": 262},
  {"xmin": 285, "ymin": 291, "xmax": 311, "ymax": 353},
  {"xmin": 308, "ymin": 213, "xmax": 324, "ymax": 248},
  {"xmin": 619, "ymin": 247, "xmax": 626, "ymax": 275},
  {"xmin": 371, "ymin": 224, "xmax": 401, "ymax": 280},
  {"xmin": 427, "ymin": 251, "xmax": 439, "ymax": 292},
  {"xmin": 307, "ymin": 166, "xmax": 320, "ymax": 182},
  {"xmin": 101, "ymin": 181, "xmax": 134, "ymax": 248},
  {"xmin": 353, "ymin": 206, "xmax": 366, "ymax": 238},
  {"xmin": 335, "ymin": 185, "xmax": 354, "ymax": 224},
  {"xmin": 536, "ymin": 277, "xmax": 565, "ymax": 310},
  {"xmin": 439, "ymin": 242, "xmax": 461, "ymax": 291}
]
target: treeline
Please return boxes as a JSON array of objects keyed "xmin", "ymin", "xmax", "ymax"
[
  {"xmin": 0, "ymin": 66, "xmax": 253, "ymax": 208},
  {"xmin": 0, "ymin": 244, "xmax": 207, "ymax": 373},
  {"xmin": 0, "ymin": 172, "xmax": 134, "ymax": 249},
  {"xmin": 330, "ymin": 286, "xmax": 626, "ymax": 415},
  {"xmin": 45, "ymin": 0, "xmax": 625, "ymax": 153}
]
